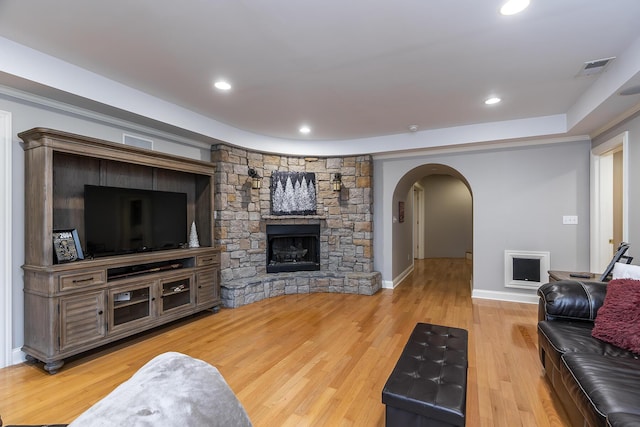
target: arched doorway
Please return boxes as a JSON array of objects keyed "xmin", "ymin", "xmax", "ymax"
[{"xmin": 390, "ymin": 163, "xmax": 472, "ymax": 289}]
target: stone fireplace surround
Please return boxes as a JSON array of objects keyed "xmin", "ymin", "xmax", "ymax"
[{"xmin": 211, "ymin": 144, "xmax": 381, "ymax": 308}]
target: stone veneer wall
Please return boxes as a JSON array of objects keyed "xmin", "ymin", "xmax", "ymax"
[{"xmin": 211, "ymin": 144, "xmax": 381, "ymax": 307}]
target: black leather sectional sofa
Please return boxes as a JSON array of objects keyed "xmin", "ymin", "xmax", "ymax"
[{"xmin": 537, "ymin": 280, "xmax": 640, "ymax": 427}]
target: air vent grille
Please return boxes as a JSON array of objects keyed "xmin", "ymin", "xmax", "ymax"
[
  {"xmin": 123, "ymin": 134, "xmax": 153, "ymax": 150},
  {"xmin": 576, "ymin": 57, "xmax": 615, "ymax": 77}
]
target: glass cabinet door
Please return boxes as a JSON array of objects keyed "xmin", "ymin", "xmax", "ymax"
[
  {"xmin": 109, "ymin": 282, "xmax": 154, "ymax": 334},
  {"xmin": 159, "ymin": 273, "xmax": 194, "ymax": 315}
]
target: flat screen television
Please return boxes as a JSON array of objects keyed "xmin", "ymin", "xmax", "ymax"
[{"xmin": 84, "ymin": 185, "xmax": 188, "ymax": 258}]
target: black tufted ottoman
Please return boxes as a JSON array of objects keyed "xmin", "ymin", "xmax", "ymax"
[{"xmin": 382, "ymin": 323, "xmax": 468, "ymax": 427}]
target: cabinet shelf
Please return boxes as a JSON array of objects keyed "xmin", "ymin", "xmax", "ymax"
[
  {"xmin": 162, "ymin": 287, "xmax": 190, "ymax": 297},
  {"xmin": 114, "ymin": 296, "xmax": 149, "ymax": 309},
  {"xmin": 108, "ymin": 260, "xmax": 189, "ymax": 281}
]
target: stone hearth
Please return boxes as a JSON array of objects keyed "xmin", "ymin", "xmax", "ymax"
[
  {"xmin": 211, "ymin": 144, "xmax": 380, "ymax": 307},
  {"xmin": 221, "ymin": 271, "xmax": 382, "ymax": 308}
]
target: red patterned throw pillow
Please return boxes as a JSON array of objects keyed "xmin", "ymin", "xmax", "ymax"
[{"xmin": 592, "ymin": 279, "xmax": 640, "ymax": 354}]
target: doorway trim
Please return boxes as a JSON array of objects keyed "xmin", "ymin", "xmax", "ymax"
[
  {"xmin": 590, "ymin": 131, "xmax": 629, "ymax": 272},
  {"xmin": 413, "ymin": 184, "xmax": 425, "ymax": 259},
  {"xmin": 0, "ymin": 110, "xmax": 12, "ymax": 368}
]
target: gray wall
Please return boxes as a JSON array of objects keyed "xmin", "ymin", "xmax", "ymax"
[
  {"xmin": 421, "ymin": 175, "xmax": 472, "ymax": 258},
  {"xmin": 593, "ymin": 111, "xmax": 640, "ymax": 260},
  {"xmin": 2, "ymin": 93, "xmax": 211, "ymax": 351},
  {"xmin": 374, "ymin": 140, "xmax": 592, "ymax": 297},
  {"xmin": 391, "ymin": 186, "xmax": 413, "ymax": 279}
]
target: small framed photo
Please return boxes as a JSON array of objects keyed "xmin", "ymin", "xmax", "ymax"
[
  {"xmin": 398, "ymin": 201, "xmax": 405, "ymax": 223},
  {"xmin": 52, "ymin": 229, "xmax": 84, "ymax": 264}
]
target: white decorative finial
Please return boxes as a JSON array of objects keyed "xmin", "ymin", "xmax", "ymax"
[{"xmin": 189, "ymin": 221, "xmax": 200, "ymax": 248}]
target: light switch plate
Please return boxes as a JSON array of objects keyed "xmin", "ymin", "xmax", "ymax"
[{"xmin": 563, "ymin": 215, "xmax": 578, "ymax": 225}]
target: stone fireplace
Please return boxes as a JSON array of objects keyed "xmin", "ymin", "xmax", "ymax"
[
  {"xmin": 211, "ymin": 143, "xmax": 381, "ymax": 308},
  {"xmin": 266, "ymin": 224, "xmax": 320, "ymax": 273}
]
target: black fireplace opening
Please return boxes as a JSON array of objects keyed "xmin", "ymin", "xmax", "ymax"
[{"xmin": 266, "ymin": 224, "xmax": 320, "ymax": 273}]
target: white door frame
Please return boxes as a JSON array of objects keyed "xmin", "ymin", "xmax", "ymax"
[
  {"xmin": 590, "ymin": 131, "xmax": 629, "ymax": 272},
  {"xmin": 413, "ymin": 184, "xmax": 425, "ymax": 259},
  {"xmin": 0, "ymin": 110, "xmax": 12, "ymax": 368}
]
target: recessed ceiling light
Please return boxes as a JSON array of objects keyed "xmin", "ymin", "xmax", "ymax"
[
  {"xmin": 214, "ymin": 80, "xmax": 232, "ymax": 91},
  {"xmin": 485, "ymin": 97, "xmax": 501, "ymax": 105},
  {"xmin": 500, "ymin": 0, "xmax": 530, "ymax": 15},
  {"xmin": 299, "ymin": 125, "xmax": 311, "ymax": 134}
]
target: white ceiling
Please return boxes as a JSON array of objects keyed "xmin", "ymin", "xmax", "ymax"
[{"xmin": 1, "ymin": 0, "xmax": 640, "ymax": 155}]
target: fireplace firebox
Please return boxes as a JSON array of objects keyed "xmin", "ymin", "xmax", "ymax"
[{"xmin": 266, "ymin": 224, "xmax": 320, "ymax": 273}]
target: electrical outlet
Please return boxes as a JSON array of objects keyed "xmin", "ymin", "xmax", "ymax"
[{"xmin": 563, "ymin": 215, "xmax": 578, "ymax": 225}]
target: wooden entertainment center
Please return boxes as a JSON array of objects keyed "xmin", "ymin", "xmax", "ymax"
[{"xmin": 19, "ymin": 128, "xmax": 221, "ymax": 374}]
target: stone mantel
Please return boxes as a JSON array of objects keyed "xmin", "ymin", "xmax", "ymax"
[
  {"xmin": 211, "ymin": 143, "xmax": 378, "ymax": 308},
  {"xmin": 262, "ymin": 215, "xmax": 327, "ymax": 220}
]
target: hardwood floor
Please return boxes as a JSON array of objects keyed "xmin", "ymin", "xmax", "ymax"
[{"xmin": 0, "ymin": 258, "xmax": 569, "ymax": 426}]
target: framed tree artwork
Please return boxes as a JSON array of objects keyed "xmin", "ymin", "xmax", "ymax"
[{"xmin": 271, "ymin": 171, "xmax": 317, "ymax": 215}]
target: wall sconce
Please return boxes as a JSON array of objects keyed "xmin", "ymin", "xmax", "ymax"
[
  {"xmin": 332, "ymin": 173, "xmax": 342, "ymax": 192},
  {"xmin": 248, "ymin": 168, "xmax": 263, "ymax": 189}
]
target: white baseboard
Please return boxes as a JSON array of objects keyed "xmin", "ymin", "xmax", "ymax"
[
  {"xmin": 12, "ymin": 347, "xmax": 25, "ymax": 366},
  {"xmin": 382, "ymin": 280, "xmax": 394, "ymax": 289},
  {"xmin": 471, "ymin": 289, "xmax": 539, "ymax": 304},
  {"xmin": 383, "ymin": 263, "xmax": 414, "ymax": 289}
]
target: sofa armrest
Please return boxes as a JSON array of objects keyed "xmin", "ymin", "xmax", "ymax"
[
  {"xmin": 67, "ymin": 352, "xmax": 252, "ymax": 427},
  {"xmin": 537, "ymin": 280, "xmax": 607, "ymax": 322}
]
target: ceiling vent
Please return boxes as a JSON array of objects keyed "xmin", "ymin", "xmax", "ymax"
[
  {"xmin": 123, "ymin": 133, "xmax": 153, "ymax": 150},
  {"xmin": 576, "ymin": 57, "xmax": 615, "ymax": 77}
]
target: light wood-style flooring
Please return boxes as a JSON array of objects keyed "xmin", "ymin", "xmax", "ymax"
[{"xmin": 0, "ymin": 259, "xmax": 569, "ymax": 426}]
